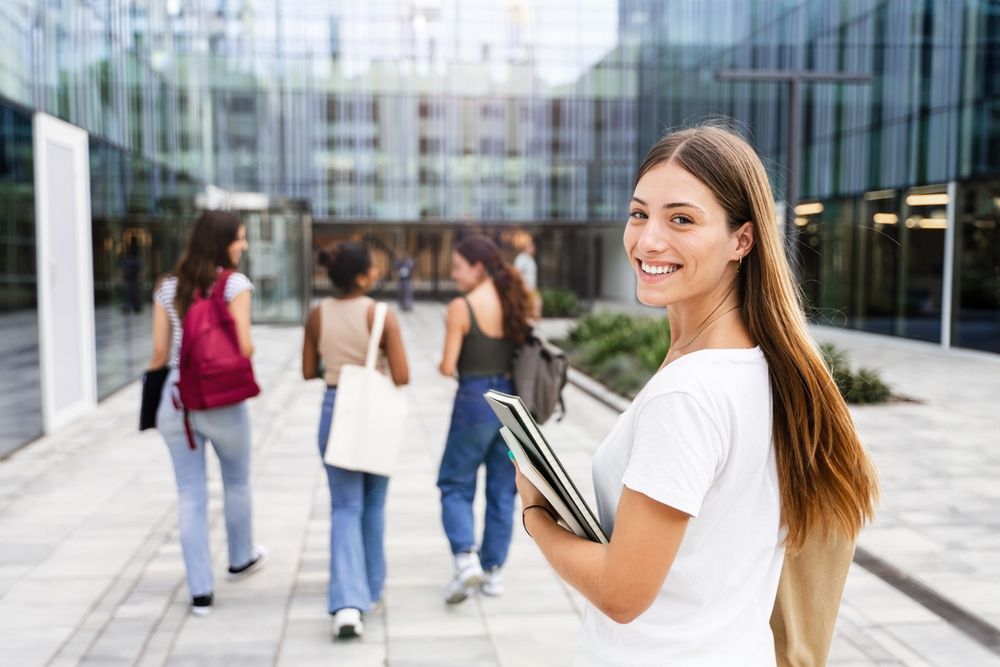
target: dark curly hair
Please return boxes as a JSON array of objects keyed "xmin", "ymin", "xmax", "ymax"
[{"xmin": 319, "ymin": 241, "xmax": 372, "ymax": 294}]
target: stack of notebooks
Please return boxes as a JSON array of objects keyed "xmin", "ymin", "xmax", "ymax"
[{"xmin": 484, "ymin": 390, "xmax": 609, "ymax": 544}]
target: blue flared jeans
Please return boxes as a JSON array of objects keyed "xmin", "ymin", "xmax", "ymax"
[
  {"xmin": 317, "ymin": 387, "xmax": 388, "ymax": 614},
  {"xmin": 437, "ymin": 374, "xmax": 517, "ymax": 571}
]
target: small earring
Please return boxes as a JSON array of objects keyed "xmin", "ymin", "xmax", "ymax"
[{"xmin": 736, "ymin": 255, "xmax": 743, "ymax": 272}]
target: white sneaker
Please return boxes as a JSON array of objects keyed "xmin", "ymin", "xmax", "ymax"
[
  {"xmin": 443, "ymin": 550, "xmax": 483, "ymax": 604},
  {"xmin": 332, "ymin": 607, "xmax": 364, "ymax": 640},
  {"xmin": 480, "ymin": 567, "xmax": 504, "ymax": 597},
  {"xmin": 455, "ymin": 550, "xmax": 484, "ymax": 587},
  {"xmin": 444, "ymin": 575, "xmax": 475, "ymax": 605}
]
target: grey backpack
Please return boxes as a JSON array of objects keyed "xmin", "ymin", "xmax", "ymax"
[{"xmin": 512, "ymin": 330, "xmax": 569, "ymax": 424}]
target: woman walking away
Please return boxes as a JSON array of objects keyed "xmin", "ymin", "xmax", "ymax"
[
  {"xmin": 512, "ymin": 125, "xmax": 878, "ymax": 666},
  {"xmin": 437, "ymin": 235, "xmax": 532, "ymax": 604},
  {"xmin": 302, "ymin": 242, "xmax": 409, "ymax": 640},
  {"xmin": 150, "ymin": 210, "xmax": 266, "ymax": 617}
]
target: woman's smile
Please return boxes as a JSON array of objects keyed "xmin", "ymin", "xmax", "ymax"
[{"xmin": 637, "ymin": 260, "xmax": 683, "ymax": 283}]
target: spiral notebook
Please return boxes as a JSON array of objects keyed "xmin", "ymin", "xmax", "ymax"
[{"xmin": 483, "ymin": 389, "xmax": 608, "ymax": 544}]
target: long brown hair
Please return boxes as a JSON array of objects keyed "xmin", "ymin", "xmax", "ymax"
[
  {"xmin": 172, "ymin": 210, "xmax": 244, "ymax": 318},
  {"xmin": 636, "ymin": 125, "xmax": 878, "ymax": 553},
  {"xmin": 454, "ymin": 235, "xmax": 531, "ymax": 344}
]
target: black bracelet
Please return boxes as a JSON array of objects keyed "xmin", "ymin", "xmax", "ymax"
[{"xmin": 522, "ymin": 504, "xmax": 558, "ymax": 538}]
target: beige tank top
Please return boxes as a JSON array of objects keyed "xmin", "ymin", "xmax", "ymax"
[{"xmin": 319, "ymin": 296, "xmax": 386, "ymax": 386}]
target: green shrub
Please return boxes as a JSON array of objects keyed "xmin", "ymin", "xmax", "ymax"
[
  {"xmin": 571, "ymin": 314, "xmax": 668, "ymax": 369},
  {"xmin": 590, "ymin": 355, "xmax": 651, "ymax": 399},
  {"xmin": 819, "ymin": 343, "xmax": 891, "ymax": 404},
  {"xmin": 819, "ymin": 343, "xmax": 853, "ymax": 396},
  {"xmin": 540, "ymin": 288, "xmax": 583, "ymax": 318},
  {"xmin": 561, "ymin": 312, "xmax": 670, "ymax": 396},
  {"xmin": 561, "ymin": 319, "xmax": 892, "ymax": 405},
  {"xmin": 568, "ymin": 312, "xmax": 635, "ymax": 344},
  {"xmin": 846, "ymin": 368, "xmax": 892, "ymax": 403}
]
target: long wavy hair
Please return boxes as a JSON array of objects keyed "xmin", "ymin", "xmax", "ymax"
[
  {"xmin": 172, "ymin": 210, "xmax": 244, "ymax": 318},
  {"xmin": 635, "ymin": 125, "xmax": 878, "ymax": 553},
  {"xmin": 454, "ymin": 235, "xmax": 531, "ymax": 345}
]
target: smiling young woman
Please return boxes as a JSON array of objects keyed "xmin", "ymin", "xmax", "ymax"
[{"xmin": 512, "ymin": 125, "xmax": 878, "ymax": 666}]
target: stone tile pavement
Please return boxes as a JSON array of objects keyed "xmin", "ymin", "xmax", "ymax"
[
  {"xmin": 813, "ymin": 327, "xmax": 1000, "ymax": 635},
  {"xmin": 0, "ymin": 302, "xmax": 998, "ymax": 666}
]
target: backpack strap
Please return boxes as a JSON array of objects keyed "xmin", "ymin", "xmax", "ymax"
[
  {"xmin": 211, "ymin": 269, "xmax": 234, "ymax": 301},
  {"xmin": 365, "ymin": 302, "xmax": 388, "ymax": 370},
  {"xmin": 190, "ymin": 270, "xmax": 233, "ymax": 303},
  {"xmin": 170, "ymin": 384, "xmax": 198, "ymax": 450}
]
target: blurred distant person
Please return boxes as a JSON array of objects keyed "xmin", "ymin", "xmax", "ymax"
[
  {"xmin": 437, "ymin": 235, "xmax": 531, "ymax": 604},
  {"xmin": 302, "ymin": 241, "xmax": 409, "ymax": 640},
  {"xmin": 395, "ymin": 254, "xmax": 415, "ymax": 312},
  {"xmin": 514, "ymin": 236, "xmax": 542, "ymax": 320},
  {"xmin": 149, "ymin": 211, "xmax": 265, "ymax": 618},
  {"xmin": 120, "ymin": 237, "xmax": 142, "ymax": 314}
]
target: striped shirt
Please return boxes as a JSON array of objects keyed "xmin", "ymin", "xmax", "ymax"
[{"xmin": 153, "ymin": 271, "xmax": 254, "ymax": 368}]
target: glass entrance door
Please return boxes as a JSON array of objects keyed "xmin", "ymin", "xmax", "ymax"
[{"xmin": 241, "ymin": 200, "xmax": 311, "ymax": 324}]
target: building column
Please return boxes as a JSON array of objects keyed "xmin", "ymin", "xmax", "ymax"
[{"xmin": 941, "ymin": 181, "xmax": 957, "ymax": 349}]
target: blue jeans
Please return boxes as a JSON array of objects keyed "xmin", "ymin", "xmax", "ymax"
[
  {"xmin": 437, "ymin": 375, "xmax": 516, "ymax": 571},
  {"xmin": 318, "ymin": 387, "xmax": 389, "ymax": 614},
  {"xmin": 157, "ymin": 369, "xmax": 255, "ymax": 597}
]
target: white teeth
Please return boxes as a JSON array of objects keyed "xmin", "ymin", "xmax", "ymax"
[{"xmin": 640, "ymin": 262, "xmax": 679, "ymax": 275}]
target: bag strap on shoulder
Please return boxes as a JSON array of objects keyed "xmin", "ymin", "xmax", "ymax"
[
  {"xmin": 365, "ymin": 302, "xmax": 388, "ymax": 370},
  {"xmin": 212, "ymin": 269, "xmax": 234, "ymax": 300}
]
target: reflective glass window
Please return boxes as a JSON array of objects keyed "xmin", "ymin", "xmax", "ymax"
[{"xmin": 0, "ymin": 102, "xmax": 42, "ymax": 456}]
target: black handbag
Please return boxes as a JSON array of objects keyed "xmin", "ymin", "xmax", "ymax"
[{"xmin": 140, "ymin": 366, "xmax": 169, "ymax": 431}]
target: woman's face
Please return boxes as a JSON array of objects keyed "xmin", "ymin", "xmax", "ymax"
[
  {"xmin": 228, "ymin": 225, "xmax": 249, "ymax": 267},
  {"xmin": 624, "ymin": 161, "xmax": 749, "ymax": 308},
  {"xmin": 451, "ymin": 251, "xmax": 484, "ymax": 292}
]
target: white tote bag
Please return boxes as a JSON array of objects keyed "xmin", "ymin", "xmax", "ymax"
[{"xmin": 323, "ymin": 302, "xmax": 409, "ymax": 476}]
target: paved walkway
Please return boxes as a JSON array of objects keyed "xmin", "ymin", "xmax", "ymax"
[{"xmin": 0, "ymin": 302, "xmax": 998, "ymax": 666}]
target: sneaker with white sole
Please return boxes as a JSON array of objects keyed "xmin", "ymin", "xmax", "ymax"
[
  {"xmin": 190, "ymin": 593, "xmax": 213, "ymax": 616},
  {"xmin": 480, "ymin": 567, "xmax": 504, "ymax": 597},
  {"xmin": 444, "ymin": 550, "xmax": 483, "ymax": 604},
  {"xmin": 227, "ymin": 546, "xmax": 267, "ymax": 581},
  {"xmin": 455, "ymin": 550, "xmax": 483, "ymax": 587},
  {"xmin": 444, "ymin": 575, "xmax": 476, "ymax": 605},
  {"xmin": 332, "ymin": 607, "xmax": 364, "ymax": 639}
]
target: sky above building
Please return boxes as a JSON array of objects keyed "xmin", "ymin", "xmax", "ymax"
[{"xmin": 216, "ymin": 0, "xmax": 620, "ymax": 86}]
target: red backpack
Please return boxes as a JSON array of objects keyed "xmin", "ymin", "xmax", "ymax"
[{"xmin": 178, "ymin": 270, "xmax": 260, "ymax": 418}]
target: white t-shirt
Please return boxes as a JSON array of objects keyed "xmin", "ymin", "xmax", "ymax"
[
  {"xmin": 576, "ymin": 346, "xmax": 784, "ymax": 667},
  {"xmin": 514, "ymin": 252, "xmax": 537, "ymax": 290},
  {"xmin": 153, "ymin": 271, "xmax": 254, "ymax": 368}
]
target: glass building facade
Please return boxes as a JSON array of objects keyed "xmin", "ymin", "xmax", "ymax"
[
  {"xmin": 2, "ymin": 0, "xmax": 999, "ymax": 454},
  {"xmin": 0, "ymin": 0, "xmax": 636, "ymax": 223},
  {"xmin": 624, "ymin": 0, "xmax": 1000, "ymax": 352},
  {"xmin": 0, "ymin": 0, "xmax": 637, "ymax": 455},
  {"xmin": 0, "ymin": 100, "xmax": 42, "ymax": 456}
]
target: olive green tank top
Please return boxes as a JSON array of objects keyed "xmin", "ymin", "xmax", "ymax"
[{"xmin": 456, "ymin": 297, "xmax": 517, "ymax": 378}]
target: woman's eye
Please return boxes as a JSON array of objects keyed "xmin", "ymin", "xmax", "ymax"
[
  {"xmin": 629, "ymin": 210, "xmax": 647, "ymax": 220},
  {"xmin": 673, "ymin": 215, "xmax": 694, "ymax": 225}
]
